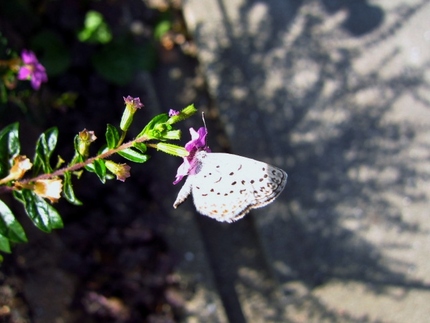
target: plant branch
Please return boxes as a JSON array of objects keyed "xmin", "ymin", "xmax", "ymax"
[{"xmin": 0, "ymin": 135, "xmax": 150, "ymax": 193}]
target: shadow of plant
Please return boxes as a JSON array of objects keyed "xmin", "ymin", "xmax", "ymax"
[{"xmin": 190, "ymin": 0, "xmax": 430, "ymax": 321}]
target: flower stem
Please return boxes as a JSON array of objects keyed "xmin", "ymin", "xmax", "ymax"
[
  {"xmin": 0, "ymin": 135, "xmax": 150, "ymax": 192},
  {"xmin": 117, "ymin": 130, "xmax": 127, "ymax": 147}
]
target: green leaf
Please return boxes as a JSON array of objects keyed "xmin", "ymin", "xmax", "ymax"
[
  {"xmin": 154, "ymin": 19, "xmax": 172, "ymax": 41},
  {"xmin": 0, "ymin": 234, "xmax": 11, "ymax": 253},
  {"xmin": 63, "ymin": 171, "xmax": 83, "ymax": 205},
  {"xmin": 0, "ymin": 123, "xmax": 20, "ymax": 178},
  {"xmin": 0, "ymin": 199, "xmax": 27, "ymax": 243},
  {"xmin": 132, "ymin": 142, "xmax": 147, "ymax": 154},
  {"xmin": 13, "ymin": 190, "xmax": 63, "ymax": 233},
  {"xmin": 73, "ymin": 134, "xmax": 80, "ymax": 155},
  {"xmin": 105, "ymin": 124, "xmax": 120, "ymax": 149},
  {"xmin": 78, "ymin": 10, "xmax": 112, "ymax": 44},
  {"xmin": 84, "ymin": 164, "xmax": 95, "ymax": 174},
  {"xmin": 33, "ymin": 127, "xmax": 58, "ymax": 174},
  {"xmin": 93, "ymin": 159, "xmax": 107, "ymax": 183},
  {"xmin": 137, "ymin": 113, "xmax": 169, "ymax": 138},
  {"xmin": 118, "ymin": 148, "xmax": 149, "ymax": 163}
]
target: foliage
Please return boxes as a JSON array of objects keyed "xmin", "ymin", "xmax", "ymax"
[
  {"xmin": 0, "ymin": 0, "xmax": 191, "ymax": 263},
  {"xmin": 0, "ymin": 101, "xmax": 197, "ymax": 260},
  {"xmin": 78, "ymin": 10, "xmax": 113, "ymax": 44}
]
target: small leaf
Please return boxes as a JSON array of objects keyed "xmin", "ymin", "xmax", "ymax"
[
  {"xmin": 14, "ymin": 190, "xmax": 63, "ymax": 233},
  {"xmin": 132, "ymin": 142, "xmax": 147, "ymax": 154},
  {"xmin": 0, "ymin": 234, "xmax": 11, "ymax": 253},
  {"xmin": 78, "ymin": 10, "xmax": 112, "ymax": 44},
  {"xmin": 137, "ymin": 113, "xmax": 169, "ymax": 138},
  {"xmin": 0, "ymin": 123, "xmax": 20, "ymax": 178},
  {"xmin": 73, "ymin": 134, "xmax": 81, "ymax": 156},
  {"xmin": 43, "ymin": 127, "xmax": 58, "ymax": 153},
  {"xmin": 0, "ymin": 199, "xmax": 28, "ymax": 243},
  {"xmin": 1, "ymin": 123, "xmax": 20, "ymax": 157},
  {"xmin": 93, "ymin": 159, "xmax": 107, "ymax": 183},
  {"xmin": 84, "ymin": 163, "xmax": 95, "ymax": 173},
  {"xmin": 154, "ymin": 19, "xmax": 172, "ymax": 41},
  {"xmin": 63, "ymin": 171, "xmax": 83, "ymax": 205},
  {"xmin": 70, "ymin": 135, "xmax": 85, "ymax": 165},
  {"xmin": 33, "ymin": 127, "xmax": 59, "ymax": 174},
  {"xmin": 118, "ymin": 148, "xmax": 149, "ymax": 163},
  {"xmin": 105, "ymin": 124, "xmax": 120, "ymax": 149}
]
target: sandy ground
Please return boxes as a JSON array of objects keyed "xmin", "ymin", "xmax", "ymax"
[{"xmin": 167, "ymin": 0, "xmax": 430, "ymax": 321}]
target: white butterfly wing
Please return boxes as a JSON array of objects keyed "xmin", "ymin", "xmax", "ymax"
[{"xmin": 173, "ymin": 151, "xmax": 287, "ymax": 222}]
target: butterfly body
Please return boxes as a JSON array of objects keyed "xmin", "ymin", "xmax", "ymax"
[{"xmin": 173, "ymin": 150, "xmax": 287, "ymax": 222}]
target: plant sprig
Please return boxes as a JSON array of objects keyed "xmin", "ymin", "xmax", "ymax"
[{"xmin": 0, "ymin": 98, "xmax": 197, "ymax": 261}]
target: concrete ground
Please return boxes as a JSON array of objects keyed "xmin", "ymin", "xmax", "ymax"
[{"xmin": 152, "ymin": 0, "xmax": 430, "ymax": 322}]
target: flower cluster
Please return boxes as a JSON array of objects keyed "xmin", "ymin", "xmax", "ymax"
[
  {"xmin": 17, "ymin": 50, "xmax": 48, "ymax": 90},
  {"xmin": 0, "ymin": 94, "xmax": 200, "ymax": 260},
  {"xmin": 0, "ymin": 155, "xmax": 63, "ymax": 203},
  {"xmin": 173, "ymin": 127, "xmax": 210, "ymax": 184}
]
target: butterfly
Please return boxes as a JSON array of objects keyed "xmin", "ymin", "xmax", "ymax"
[{"xmin": 173, "ymin": 150, "xmax": 287, "ymax": 222}]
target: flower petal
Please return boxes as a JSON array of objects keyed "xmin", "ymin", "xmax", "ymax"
[
  {"xmin": 173, "ymin": 126, "xmax": 210, "ymax": 184},
  {"xmin": 21, "ymin": 50, "xmax": 37, "ymax": 64},
  {"xmin": 184, "ymin": 127, "xmax": 208, "ymax": 152},
  {"xmin": 18, "ymin": 50, "xmax": 48, "ymax": 90},
  {"xmin": 173, "ymin": 157, "xmax": 191, "ymax": 184},
  {"xmin": 34, "ymin": 179, "xmax": 63, "ymax": 203},
  {"xmin": 17, "ymin": 67, "xmax": 31, "ymax": 80},
  {"xmin": 168, "ymin": 109, "xmax": 180, "ymax": 117}
]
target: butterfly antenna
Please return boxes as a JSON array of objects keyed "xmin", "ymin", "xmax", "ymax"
[{"xmin": 201, "ymin": 112, "xmax": 208, "ymax": 131}]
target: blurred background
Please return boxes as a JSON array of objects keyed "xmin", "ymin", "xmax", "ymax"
[{"xmin": 1, "ymin": 0, "xmax": 430, "ymax": 322}]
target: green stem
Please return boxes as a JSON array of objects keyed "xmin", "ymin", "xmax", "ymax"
[{"xmin": 117, "ymin": 130, "xmax": 127, "ymax": 147}]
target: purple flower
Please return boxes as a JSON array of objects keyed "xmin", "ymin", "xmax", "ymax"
[
  {"xmin": 185, "ymin": 127, "xmax": 208, "ymax": 152},
  {"xmin": 123, "ymin": 96, "xmax": 143, "ymax": 110},
  {"xmin": 168, "ymin": 109, "xmax": 180, "ymax": 117},
  {"xmin": 17, "ymin": 50, "xmax": 48, "ymax": 90},
  {"xmin": 173, "ymin": 127, "xmax": 210, "ymax": 185},
  {"xmin": 121, "ymin": 96, "xmax": 143, "ymax": 131},
  {"xmin": 105, "ymin": 161, "xmax": 131, "ymax": 182}
]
